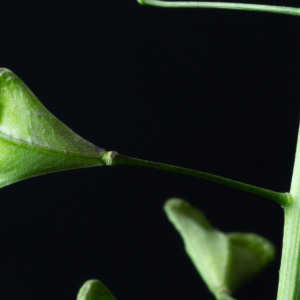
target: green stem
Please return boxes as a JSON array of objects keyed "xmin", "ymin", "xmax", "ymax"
[
  {"xmin": 101, "ymin": 151, "xmax": 290, "ymax": 206},
  {"xmin": 137, "ymin": 0, "xmax": 300, "ymax": 17},
  {"xmin": 277, "ymin": 122, "xmax": 300, "ymax": 300}
]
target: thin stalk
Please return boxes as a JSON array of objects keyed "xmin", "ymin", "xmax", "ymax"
[
  {"xmin": 277, "ymin": 122, "xmax": 300, "ymax": 300},
  {"xmin": 101, "ymin": 151, "xmax": 290, "ymax": 206},
  {"xmin": 137, "ymin": 0, "xmax": 300, "ymax": 17}
]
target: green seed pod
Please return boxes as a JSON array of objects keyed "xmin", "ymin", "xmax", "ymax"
[
  {"xmin": 164, "ymin": 198, "xmax": 275, "ymax": 300},
  {"xmin": 77, "ymin": 280, "xmax": 117, "ymax": 300},
  {"xmin": 0, "ymin": 68, "xmax": 107, "ymax": 188}
]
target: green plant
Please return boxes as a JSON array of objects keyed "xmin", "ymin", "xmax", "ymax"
[{"xmin": 2, "ymin": 1, "xmax": 300, "ymax": 300}]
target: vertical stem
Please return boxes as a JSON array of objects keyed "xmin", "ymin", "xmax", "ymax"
[{"xmin": 277, "ymin": 122, "xmax": 300, "ymax": 300}]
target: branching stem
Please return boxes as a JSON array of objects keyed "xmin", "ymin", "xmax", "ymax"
[
  {"xmin": 138, "ymin": 0, "xmax": 300, "ymax": 17},
  {"xmin": 136, "ymin": 1, "xmax": 300, "ymax": 299},
  {"xmin": 277, "ymin": 122, "xmax": 300, "ymax": 300}
]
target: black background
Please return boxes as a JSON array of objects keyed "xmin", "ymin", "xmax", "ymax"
[{"xmin": 0, "ymin": 1, "xmax": 299, "ymax": 299}]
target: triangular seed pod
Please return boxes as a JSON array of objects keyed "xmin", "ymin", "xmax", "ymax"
[{"xmin": 0, "ymin": 68, "xmax": 107, "ymax": 188}]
